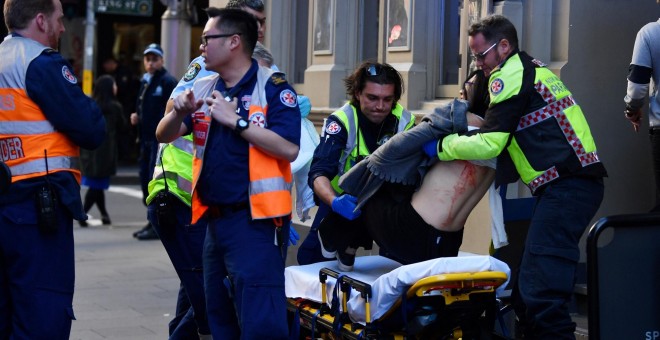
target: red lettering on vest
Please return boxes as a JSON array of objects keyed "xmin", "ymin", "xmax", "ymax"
[
  {"xmin": 192, "ymin": 111, "xmax": 209, "ymax": 146},
  {"xmin": 0, "ymin": 137, "xmax": 24, "ymax": 161}
]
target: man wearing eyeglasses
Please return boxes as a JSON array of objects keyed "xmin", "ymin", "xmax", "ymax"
[
  {"xmin": 423, "ymin": 15, "xmax": 606, "ymax": 339},
  {"xmin": 156, "ymin": 8, "xmax": 300, "ymax": 339},
  {"xmin": 296, "ymin": 61, "xmax": 415, "ymax": 270}
]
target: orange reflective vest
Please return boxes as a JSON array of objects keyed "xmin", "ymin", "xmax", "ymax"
[
  {"xmin": 190, "ymin": 67, "xmax": 293, "ymax": 223},
  {"xmin": 0, "ymin": 36, "xmax": 80, "ymax": 183}
]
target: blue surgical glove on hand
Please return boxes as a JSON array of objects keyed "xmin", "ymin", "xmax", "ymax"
[
  {"xmin": 332, "ymin": 194, "xmax": 362, "ymax": 220},
  {"xmin": 422, "ymin": 139, "xmax": 440, "ymax": 158},
  {"xmin": 288, "ymin": 222, "xmax": 300, "ymax": 246}
]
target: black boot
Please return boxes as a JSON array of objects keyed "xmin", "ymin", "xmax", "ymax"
[
  {"xmin": 136, "ymin": 225, "xmax": 159, "ymax": 240},
  {"xmin": 133, "ymin": 223, "xmax": 151, "ymax": 238}
]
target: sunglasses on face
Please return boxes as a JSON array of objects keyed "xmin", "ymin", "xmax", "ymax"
[{"xmin": 471, "ymin": 41, "xmax": 499, "ymax": 62}]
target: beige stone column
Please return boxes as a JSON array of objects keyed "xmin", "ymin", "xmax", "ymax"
[
  {"xmin": 161, "ymin": 0, "xmax": 191, "ymax": 78},
  {"xmin": 304, "ymin": 0, "xmax": 361, "ymax": 108},
  {"xmin": 381, "ymin": 1, "xmax": 442, "ymax": 110}
]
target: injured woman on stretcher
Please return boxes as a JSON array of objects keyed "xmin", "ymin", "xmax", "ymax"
[{"xmin": 316, "ymin": 99, "xmax": 507, "ymax": 270}]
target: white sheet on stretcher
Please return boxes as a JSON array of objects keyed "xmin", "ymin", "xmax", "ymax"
[{"xmin": 285, "ymin": 253, "xmax": 510, "ymax": 325}]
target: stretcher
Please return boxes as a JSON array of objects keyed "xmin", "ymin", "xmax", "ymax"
[{"xmin": 285, "ymin": 254, "xmax": 510, "ymax": 339}]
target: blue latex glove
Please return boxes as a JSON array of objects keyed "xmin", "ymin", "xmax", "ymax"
[
  {"xmin": 332, "ymin": 194, "xmax": 362, "ymax": 220},
  {"xmin": 288, "ymin": 222, "xmax": 300, "ymax": 246},
  {"xmin": 422, "ymin": 139, "xmax": 440, "ymax": 158}
]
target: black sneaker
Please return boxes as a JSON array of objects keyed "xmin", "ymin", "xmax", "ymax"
[
  {"xmin": 337, "ymin": 247, "xmax": 356, "ymax": 272},
  {"xmin": 317, "ymin": 229, "xmax": 336, "ymax": 259}
]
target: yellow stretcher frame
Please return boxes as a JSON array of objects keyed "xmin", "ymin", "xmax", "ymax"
[{"xmin": 287, "ymin": 268, "xmax": 508, "ymax": 340}]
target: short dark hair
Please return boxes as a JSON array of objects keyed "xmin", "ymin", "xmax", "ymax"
[
  {"xmin": 226, "ymin": 0, "xmax": 265, "ymax": 13},
  {"xmin": 205, "ymin": 7, "xmax": 258, "ymax": 55},
  {"xmin": 93, "ymin": 74, "xmax": 116, "ymax": 106},
  {"xmin": 344, "ymin": 60, "xmax": 405, "ymax": 105},
  {"xmin": 4, "ymin": 0, "xmax": 55, "ymax": 31},
  {"xmin": 468, "ymin": 15, "xmax": 519, "ymax": 50}
]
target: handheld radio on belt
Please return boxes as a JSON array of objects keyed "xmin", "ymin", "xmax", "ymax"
[
  {"xmin": 36, "ymin": 149, "xmax": 58, "ymax": 233},
  {"xmin": 155, "ymin": 155, "xmax": 177, "ymax": 228}
]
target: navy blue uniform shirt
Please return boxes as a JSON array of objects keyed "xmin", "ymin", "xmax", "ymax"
[
  {"xmin": 0, "ymin": 40, "xmax": 105, "ymax": 219},
  {"xmin": 136, "ymin": 68, "xmax": 177, "ymax": 142},
  {"xmin": 184, "ymin": 60, "xmax": 300, "ymax": 205}
]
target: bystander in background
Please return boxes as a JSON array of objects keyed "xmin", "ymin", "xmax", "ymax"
[
  {"xmin": 80, "ymin": 75, "xmax": 125, "ymax": 227},
  {"xmin": 101, "ymin": 55, "xmax": 140, "ymax": 163},
  {"xmin": 131, "ymin": 43, "xmax": 177, "ymax": 240},
  {"xmin": 624, "ymin": 11, "xmax": 660, "ymax": 211}
]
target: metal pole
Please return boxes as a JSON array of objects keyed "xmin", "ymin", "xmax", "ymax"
[
  {"xmin": 161, "ymin": 0, "xmax": 191, "ymax": 79},
  {"xmin": 82, "ymin": 0, "xmax": 95, "ymax": 96}
]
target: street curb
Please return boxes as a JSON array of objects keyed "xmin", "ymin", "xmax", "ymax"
[{"xmin": 113, "ymin": 165, "xmax": 140, "ymax": 186}]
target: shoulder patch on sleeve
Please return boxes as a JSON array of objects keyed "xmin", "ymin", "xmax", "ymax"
[
  {"xmin": 325, "ymin": 121, "xmax": 341, "ymax": 135},
  {"xmin": 489, "ymin": 78, "xmax": 504, "ymax": 96},
  {"xmin": 279, "ymin": 89, "xmax": 297, "ymax": 107},
  {"xmin": 269, "ymin": 72, "xmax": 288, "ymax": 86},
  {"xmin": 62, "ymin": 65, "xmax": 77, "ymax": 84},
  {"xmin": 183, "ymin": 62, "xmax": 202, "ymax": 82}
]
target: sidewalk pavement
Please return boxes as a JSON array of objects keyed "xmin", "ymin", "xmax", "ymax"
[
  {"xmin": 72, "ymin": 223, "xmax": 178, "ymax": 340},
  {"xmin": 70, "ymin": 170, "xmax": 324, "ymax": 339}
]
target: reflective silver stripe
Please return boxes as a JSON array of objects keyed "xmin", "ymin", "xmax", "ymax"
[
  {"xmin": 170, "ymin": 137, "xmax": 194, "ymax": 155},
  {"xmin": 196, "ymin": 145, "xmax": 206, "ymax": 160},
  {"xmin": 152, "ymin": 168, "xmax": 193, "ymax": 194},
  {"xmin": 0, "ymin": 121, "xmax": 56, "ymax": 134},
  {"xmin": 528, "ymin": 166, "xmax": 559, "ymax": 194},
  {"xmin": 398, "ymin": 109, "xmax": 412, "ymax": 131},
  {"xmin": 249, "ymin": 177, "xmax": 293, "ymax": 195},
  {"xmin": 8, "ymin": 156, "xmax": 79, "ymax": 176},
  {"xmin": 337, "ymin": 104, "xmax": 356, "ymax": 176}
]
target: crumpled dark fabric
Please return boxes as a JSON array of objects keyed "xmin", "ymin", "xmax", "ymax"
[{"xmin": 338, "ymin": 99, "xmax": 469, "ymax": 209}]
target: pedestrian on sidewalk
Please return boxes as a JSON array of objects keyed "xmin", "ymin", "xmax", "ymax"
[{"xmin": 80, "ymin": 75, "xmax": 125, "ymax": 227}]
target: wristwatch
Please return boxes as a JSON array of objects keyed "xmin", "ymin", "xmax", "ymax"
[{"xmin": 235, "ymin": 117, "xmax": 250, "ymax": 133}]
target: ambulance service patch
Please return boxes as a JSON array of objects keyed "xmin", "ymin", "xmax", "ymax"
[
  {"xmin": 249, "ymin": 112, "xmax": 266, "ymax": 128},
  {"xmin": 325, "ymin": 121, "xmax": 341, "ymax": 135},
  {"xmin": 62, "ymin": 66, "xmax": 77, "ymax": 84},
  {"xmin": 183, "ymin": 62, "xmax": 202, "ymax": 82},
  {"xmin": 280, "ymin": 89, "xmax": 297, "ymax": 107},
  {"xmin": 490, "ymin": 78, "xmax": 504, "ymax": 95}
]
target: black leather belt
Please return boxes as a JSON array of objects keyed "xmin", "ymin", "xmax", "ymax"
[{"xmin": 206, "ymin": 201, "xmax": 249, "ymax": 219}]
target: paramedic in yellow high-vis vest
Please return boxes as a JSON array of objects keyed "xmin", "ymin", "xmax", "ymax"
[
  {"xmin": 297, "ymin": 61, "xmax": 415, "ymax": 270},
  {"xmin": 423, "ymin": 15, "xmax": 606, "ymax": 339}
]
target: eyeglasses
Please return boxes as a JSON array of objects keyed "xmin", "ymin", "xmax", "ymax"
[
  {"xmin": 200, "ymin": 33, "xmax": 241, "ymax": 47},
  {"xmin": 471, "ymin": 41, "xmax": 499, "ymax": 62}
]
